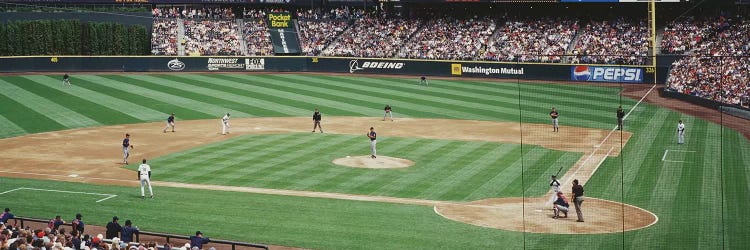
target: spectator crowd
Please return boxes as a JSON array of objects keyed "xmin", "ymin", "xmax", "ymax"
[
  {"xmin": 572, "ymin": 18, "xmax": 650, "ymax": 65},
  {"xmin": 151, "ymin": 19, "xmax": 179, "ymax": 56},
  {"xmin": 0, "ymin": 208, "xmax": 215, "ymax": 250},
  {"xmin": 400, "ymin": 16, "xmax": 496, "ymax": 61},
  {"xmin": 484, "ymin": 17, "xmax": 577, "ymax": 63},
  {"xmin": 667, "ymin": 18, "xmax": 750, "ymax": 107},
  {"xmin": 153, "ymin": 7, "xmax": 235, "ymax": 20},
  {"xmin": 322, "ymin": 13, "xmax": 422, "ymax": 58},
  {"xmin": 183, "ymin": 20, "xmax": 241, "ymax": 56},
  {"xmin": 661, "ymin": 17, "xmax": 718, "ymax": 54}
]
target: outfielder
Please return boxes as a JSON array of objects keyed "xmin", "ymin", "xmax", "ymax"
[
  {"xmin": 548, "ymin": 175, "xmax": 561, "ymax": 204},
  {"xmin": 367, "ymin": 127, "xmax": 377, "ymax": 158},
  {"xmin": 221, "ymin": 113, "xmax": 230, "ymax": 135},
  {"xmin": 122, "ymin": 133, "xmax": 133, "ymax": 165},
  {"xmin": 63, "ymin": 73, "xmax": 71, "ymax": 87},
  {"xmin": 312, "ymin": 108, "xmax": 323, "ymax": 133},
  {"xmin": 419, "ymin": 76, "xmax": 428, "ymax": 86},
  {"xmin": 137, "ymin": 159, "xmax": 153, "ymax": 199},
  {"xmin": 383, "ymin": 105, "xmax": 393, "ymax": 121},
  {"xmin": 163, "ymin": 113, "xmax": 175, "ymax": 133},
  {"xmin": 550, "ymin": 107, "xmax": 559, "ymax": 132},
  {"xmin": 677, "ymin": 120, "xmax": 685, "ymax": 144}
]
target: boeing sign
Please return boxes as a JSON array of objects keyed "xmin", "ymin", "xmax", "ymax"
[{"xmin": 571, "ymin": 66, "xmax": 643, "ymax": 83}]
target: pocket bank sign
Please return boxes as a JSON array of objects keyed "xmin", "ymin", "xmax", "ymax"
[{"xmin": 571, "ymin": 66, "xmax": 643, "ymax": 83}]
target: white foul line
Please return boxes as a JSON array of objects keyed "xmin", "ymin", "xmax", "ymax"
[
  {"xmin": 0, "ymin": 187, "xmax": 117, "ymax": 203},
  {"xmin": 596, "ymin": 84, "xmax": 657, "ymax": 148},
  {"xmin": 662, "ymin": 150, "xmax": 669, "ymax": 162}
]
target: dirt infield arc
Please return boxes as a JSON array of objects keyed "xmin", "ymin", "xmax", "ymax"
[{"xmin": 0, "ymin": 117, "xmax": 656, "ymax": 234}]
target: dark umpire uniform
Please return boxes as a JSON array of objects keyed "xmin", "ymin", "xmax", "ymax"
[
  {"xmin": 312, "ymin": 109, "xmax": 322, "ymax": 133},
  {"xmin": 617, "ymin": 106, "xmax": 625, "ymax": 130}
]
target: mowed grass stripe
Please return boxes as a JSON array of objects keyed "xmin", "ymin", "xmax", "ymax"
[
  {"xmin": 0, "ymin": 114, "xmax": 27, "ymax": 138},
  {"xmin": 7, "ymin": 77, "xmax": 138, "ymax": 125},
  {"xmin": 293, "ymin": 138, "xmax": 424, "ymax": 192},
  {"xmin": 222, "ymin": 74, "xmax": 389, "ymax": 116},
  {"xmin": 620, "ymin": 108, "xmax": 672, "ymax": 197},
  {"xmin": 181, "ymin": 135, "xmax": 316, "ymax": 184},
  {"xmin": 0, "ymin": 93, "xmax": 65, "ymax": 134},
  {"xmin": 521, "ymin": 151, "xmax": 578, "ymax": 195},
  {"xmin": 148, "ymin": 74, "xmax": 304, "ymax": 116},
  {"xmin": 361, "ymin": 75, "xmax": 620, "ymax": 121},
  {"xmin": 0, "ymin": 79, "xmax": 101, "ymax": 128},
  {"xmin": 173, "ymin": 74, "xmax": 359, "ymax": 116},
  {"xmin": 373, "ymin": 141, "xmax": 475, "ymax": 198},
  {"xmin": 154, "ymin": 135, "xmax": 293, "ymax": 180},
  {"xmin": 117, "ymin": 75, "xmax": 262, "ymax": 117},
  {"xmin": 331, "ymin": 138, "xmax": 428, "ymax": 191},
  {"xmin": 165, "ymin": 75, "xmax": 334, "ymax": 116},
  {"xmin": 23, "ymin": 75, "xmax": 165, "ymax": 121},
  {"xmin": 418, "ymin": 143, "xmax": 511, "ymax": 199},
  {"xmin": 285, "ymin": 75, "xmax": 498, "ymax": 120},
  {"xmin": 464, "ymin": 145, "xmax": 527, "ymax": 199},
  {"xmin": 219, "ymin": 135, "xmax": 331, "ymax": 186},
  {"xmin": 280, "ymin": 74, "xmax": 520, "ymax": 120},
  {"xmin": 82, "ymin": 75, "xmax": 250, "ymax": 117},
  {"xmin": 251, "ymin": 74, "xmax": 476, "ymax": 119},
  {"xmin": 725, "ymin": 132, "xmax": 750, "ymax": 249},
  {"xmin": 69, "ymin": 76, "xmax": 213, "ymax": 120},
  {"xmin": 250, "ymin": 135, "xmax": 360, "ymax": 188},
  {"xmin": 503, "ymin": 147, "xmax": 561, "ymax": 196},
  {"xmin": 351, "ymin": 140, "xmax": 454, "ymax": 195},
  {"xmin": 694, "ymin": 121, "xmax": 722, "ymax": 247}
]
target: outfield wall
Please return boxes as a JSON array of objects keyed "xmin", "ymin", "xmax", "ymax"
[{"xmin": 0, "ymin": 56, "xmax": 656, "ymax": 83}]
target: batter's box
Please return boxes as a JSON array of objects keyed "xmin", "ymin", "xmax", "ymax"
[{"xmin": 661, "ymin": 149, "xmax": 696, "ymax": 163}]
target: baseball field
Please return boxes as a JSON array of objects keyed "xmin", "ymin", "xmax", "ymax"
[{"xmin": 0, "ymin": 73, "xmax": 748, "ymax": 249}]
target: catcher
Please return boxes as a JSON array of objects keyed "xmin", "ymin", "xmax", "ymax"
[{"xmin": 552, "ymin": 191, "xmax": 569, "ymax": 219}]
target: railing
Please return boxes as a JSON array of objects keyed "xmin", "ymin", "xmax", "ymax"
[{"xmin": 13, "ymin": 217, "xmax": 268, "ymax": 250}]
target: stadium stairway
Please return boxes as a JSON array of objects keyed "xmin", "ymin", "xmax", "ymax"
[
  {"xmin": 177, "ymin": 19, "xmax": 186, "ymax": 56},
  {"xmin": 237, "ymin": 18, "xmax": 248, "ymax": 56}
]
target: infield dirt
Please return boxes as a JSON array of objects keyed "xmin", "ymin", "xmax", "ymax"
[{"xmin": 0, "ymin": 117, "xmax": 654, "ymax": 235}]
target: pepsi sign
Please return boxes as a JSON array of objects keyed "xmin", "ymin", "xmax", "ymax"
[{"xmin": 571, "ymin": 66, "xmax": 643, "ymax": 83}]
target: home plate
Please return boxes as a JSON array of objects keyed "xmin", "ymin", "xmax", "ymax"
[{"xmin": 68, "ymin": 174, "xmax": 79, "ymax": 178}]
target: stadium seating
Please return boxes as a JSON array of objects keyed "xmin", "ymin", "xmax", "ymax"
[
  {"xmin": 484, "ymin": 17, "xmax": 577, "ymax": 63},
  {"xmin": 401, "ymin": 16, "xmax": 496, "ymax": 60},
  {"xmin": 667, "ymin": 19, "xmax": 750, "ymax": 107},
  {"xmin": 572, "ymin": 18, "xmax": 650, "ymax": 65}
]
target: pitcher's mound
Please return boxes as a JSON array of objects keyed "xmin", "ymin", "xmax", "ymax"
[{"xmin": 333, "ymin": 156, "xmax": 415, "ymax": 169}]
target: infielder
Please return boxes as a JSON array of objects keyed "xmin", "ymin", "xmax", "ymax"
[
  {"xmin": 137, "ymin": 159, "xmax": 153, "ymax": 199},
  {"xmin": 548, "ymin": 175, "xmax": 561, "ymax": 204},
  {"xmin": 163, "ymin": 113, "xmax": 175, "ymax": 133},
  {"xmin": 383, "ymin": 105, "xmax": 393, "ymax": 121},
  {"xmin": 367, "ymin": 127, "xmax": 377, "ymax": 158},
  {"xmin": 312, "ymin": 108, "xmax": 323, "ymax": 133},
  {"xmin": 122, "ymin": 133, "xmax": 133, "ymax": 165},
  {"xmin": 63, "ymin": 73, "xmax": 71, "ymax": 87},
  {"xmin": 221, "ymin": 113, "xmax": 230, "ymax": 135},
  {"xmin": 550, "ymin": 107, "xmax": 559, "ymax": 132},
  {"xmin": 677, "ymin": 120, "xmax": 685, "ymax": 144}
]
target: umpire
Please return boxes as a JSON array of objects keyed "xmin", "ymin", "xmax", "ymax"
[{"xmin": 617, "ymin": 106, "xmax": 625, "ymax": 130}]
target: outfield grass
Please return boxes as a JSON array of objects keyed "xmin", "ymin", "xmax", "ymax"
[{"xmin": 0, "ymin": 73, "xmax": 748, "ymax": 249}]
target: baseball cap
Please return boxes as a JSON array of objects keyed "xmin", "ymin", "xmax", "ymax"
[
  {"xmin": 113, "ymin": 216, "xmax": 119, "ymax": 221},
  {"xmin": 195, "ymin": 231, "xmax": 202, "ymax": 236},
  {"xmin": 75, "ymin": 213, "xmax": 82, "ymax": 218}
]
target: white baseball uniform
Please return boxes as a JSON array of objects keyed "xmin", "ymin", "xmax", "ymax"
[
  {"xmin": 677, "ymin": 122, "xmax": 685, "ymax": 144},
  {"xmin": 548, "ymin": 178, "xmax": 561, "ymax": 204},
  {"xmin": 138, "ymin": 163, "xmax": 153, "ymax": 198},
  {"xmin": 221, "ymin": 114, "xmax": 230, "ymax": 135}
]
